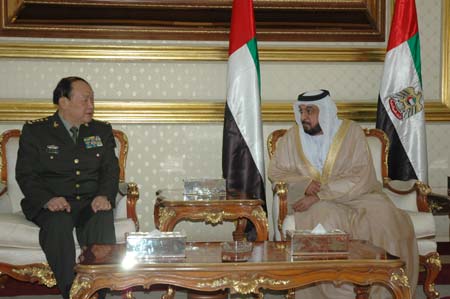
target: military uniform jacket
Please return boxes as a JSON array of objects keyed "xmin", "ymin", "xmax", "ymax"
[{"xmin": 16, "ymin": 112, "xmax": 120, "ymax": 221}]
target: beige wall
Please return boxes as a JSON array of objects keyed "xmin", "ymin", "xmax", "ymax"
[{"xmin": 0, "ymin": 0, "xmax": 448, "ymax": 241}]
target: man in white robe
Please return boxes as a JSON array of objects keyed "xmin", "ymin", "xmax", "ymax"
[{"xmin": 268, "ymin": 90, "xmax": 418, "ymax": 299}]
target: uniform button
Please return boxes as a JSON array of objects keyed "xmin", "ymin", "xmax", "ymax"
[
  {"xmin": 96, "ymin": 153, "xmax": 100, "ymax": 157},
  {"xmin": 74, "ymin": 158, "xmax": 79, "ymax": 164},
  {"xmin": 50, "ymin": 156, "xmax": 54, "ymax": 159},
  {"xmin": 76, "ymin": 196, "xmax": 81, "ymax": 200},
  {"xmin": 76, "ymin": 170, "xmax": 81, "ymax": 175},
  {"xmin": 75, "ymin": 184, "xmax": 80, "ymax": 188}
]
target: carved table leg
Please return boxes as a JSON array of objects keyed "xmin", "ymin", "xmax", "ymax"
[
  {"xmin": 256, "ymin": 291, "xmax": 264, "ymax": 299},
  {"xmin": 70, "ymin": 275, "xmax": 94, "ymax": 299},
  {"xmin": 389, "ymin": 268, "xmax": 412, "ymax": 299},
  {"xmin": 161, "ymin": 286, "xmax": 175, "ymax": 299},
  {"xmin": 284, "ymin": 288, "xmax": 295, "ymax": 299},
  {"xmin": 0, "ymin": 274, "xmax": 8, "ymax": 288},
  {"xmin": 232, "ymin": 219, "xmax": 247, "ymax": 241},
  {"xmin": 354, "ymin": 285, "xmax": 370, "ymax": 299},
  {"xmin": 122, "ymin": 289, "xmax": 135, "ymax": 299},
  {"xmin": 250, "ymin": 207, "xmax": 269, "ymax": 241}
]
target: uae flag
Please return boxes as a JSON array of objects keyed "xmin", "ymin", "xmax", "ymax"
[
  {"xmin": 222, "ymin": 0, "xmax": 266, "ymax": 206},
  {"xmin": 376, "ymin": 0, "xmax": 428, "ymax": 183}
]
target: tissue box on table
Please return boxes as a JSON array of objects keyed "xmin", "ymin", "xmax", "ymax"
[
  {"xmin": 126, "ymin": 231, "xmax": 186, "ymax": 260},
  {"xmin": 183, "ymin": 178, "xmax": 226, "ymax": 200},
  {"xmin": 286, "ymin": 228, "xmax": 349, "ymax": 256}
]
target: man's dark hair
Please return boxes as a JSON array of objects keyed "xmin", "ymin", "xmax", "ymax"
[{"xmin": 52, "ymin": 76, "xmax": 90, "ymax": 105}]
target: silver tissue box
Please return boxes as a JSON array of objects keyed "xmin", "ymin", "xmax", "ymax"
[
  {"xmin": 183, "ymin": 178, "xmax": 226, "ymax": 200},
  {"xmin": 126, "ymin": 232, "xmax": 186, "ymax": 260}
]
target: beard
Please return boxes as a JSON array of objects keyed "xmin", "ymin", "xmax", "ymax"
[{"xmin": 302, "ymin": 123, "xmax": 323, "ymax": 136}]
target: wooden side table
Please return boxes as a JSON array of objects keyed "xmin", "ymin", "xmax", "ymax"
[{"xmin": 154, "ymin": 190, "xmax": 268, "ymax": 241}]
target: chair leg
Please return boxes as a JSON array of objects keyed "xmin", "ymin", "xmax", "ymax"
[
  {"xmin": 0, "ymin": 263, "xmax": 56, "ymax": 288},
  {"xmin": 420, "ymin": 252, "xmax": 441, "ymax": 299}
]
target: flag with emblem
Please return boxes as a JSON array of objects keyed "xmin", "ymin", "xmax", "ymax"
[
  {"xmin": 376, "ymin": 0, "xmax": 427, "ymax": 182},
  {"xmin": 222, "ymin": 0, "xmax": 266, "ymax": 211}
]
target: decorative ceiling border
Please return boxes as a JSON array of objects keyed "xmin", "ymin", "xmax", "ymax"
[
  {"xmin": 0, "ymin": 44, "xmax": 386, "ymax": 62},
  {"xmin": 0, "ymin": 100, "xmax": 447, "ymax": 123}
]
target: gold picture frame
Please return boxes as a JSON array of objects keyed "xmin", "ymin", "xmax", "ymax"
[{"xmin": 0, "ymin": 0, "xmax": 385, "ymax": 42}]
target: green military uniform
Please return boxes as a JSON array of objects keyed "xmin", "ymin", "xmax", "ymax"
[{"xmin": 16, "ymin": 112, "xmax": 119, "ymax": 299}]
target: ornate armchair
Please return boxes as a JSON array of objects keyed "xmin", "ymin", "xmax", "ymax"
[
  {"xmin": 268, "ymin": 128, "xmax": 441, "ymax": 299},
  {"xmin": 0, "ymin": 129, "xmax": 139, "ymax": 293}
]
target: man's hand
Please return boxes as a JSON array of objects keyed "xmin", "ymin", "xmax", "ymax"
[
  {"xmin": 47, "ymin": 197, "xmax": 71, "ymax": 212},
  {"xmin": 91, "ymin": 195, "xmax": 112, "ymax": 213},
  {"xmin": 305, "ymin": 180, "xmax": 321, "ymax": 196},
  {"xmin": 292, "ymin": 195, "xmax": 320, "ymax": 212}
]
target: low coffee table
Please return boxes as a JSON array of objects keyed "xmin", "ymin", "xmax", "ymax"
[{"xmin": 71, "ymin": 240, "xmax": 411, "ymax": 299}]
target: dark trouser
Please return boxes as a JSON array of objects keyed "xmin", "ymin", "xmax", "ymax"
[{"xmin": 34, "ymin": 200, "xmax": 116, "ymax": 299}]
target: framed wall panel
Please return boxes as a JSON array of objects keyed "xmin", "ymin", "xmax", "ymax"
[{"xmin": 1, "ymin": 0, "xmax": 385, "ymax": 42}]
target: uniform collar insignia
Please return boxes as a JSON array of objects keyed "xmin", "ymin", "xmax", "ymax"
[{"xmin": 53, "ymin": 121, "xmax": 59, "ymax": 128}]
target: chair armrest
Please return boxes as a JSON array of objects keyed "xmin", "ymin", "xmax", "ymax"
[
  {"xmin": 273, "ymin": 181, "xmax": 288, "ymax": 241},
  {"xmin": 384, "ymin": 179, "xmax": 431, "ymax": 212},
  {"xmin": 116, "ymin": 182, "xmax": 140, "ymax": 231}
]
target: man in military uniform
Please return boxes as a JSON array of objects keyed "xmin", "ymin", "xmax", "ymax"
[{"xmin": 16, "ymin": 76, "xmax": 119, "ymax": 299}]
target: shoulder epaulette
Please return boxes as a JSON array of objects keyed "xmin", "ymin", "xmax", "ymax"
[{"xmin": 26, "ymin": 117, "xmax": 49, "ymax": 125}]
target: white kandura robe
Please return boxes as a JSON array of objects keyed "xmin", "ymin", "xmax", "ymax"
[{"xmin": 268, "ymin": 120, "xmax": 418, "ymax": 299}]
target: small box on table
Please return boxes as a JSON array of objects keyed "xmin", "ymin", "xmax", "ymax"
[
  {"xmin": 126, "ymin": 232, "xmax": 186, "ymax": 260},
  {"xmin": 286, "ymin": 229, "xmax": 349, "ymax": 256},
  {"xmin": 183, "ymin": 178, "xmax": 226, "ymax": 200}
]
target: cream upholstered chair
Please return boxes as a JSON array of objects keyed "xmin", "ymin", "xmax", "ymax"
[
  {"xmin": 0, "ymin": 129, "xmax": 139, "ymax": 292},
  {"xmin": 268, "ymin": 128, "xmax": 441, "ymax": 299}
]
